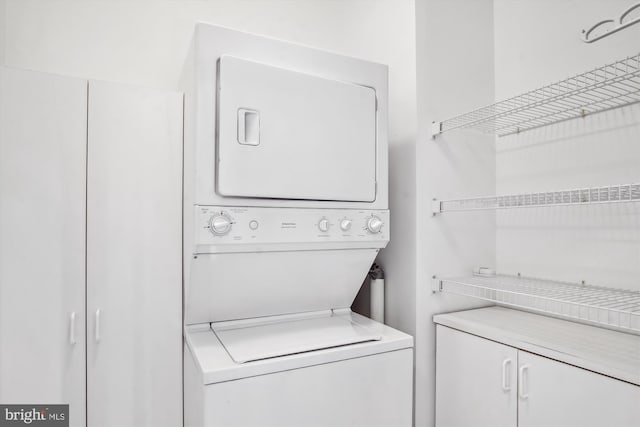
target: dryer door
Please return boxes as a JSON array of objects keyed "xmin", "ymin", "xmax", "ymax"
[{"xmin": 216, "ymin": 56, "xmax": 377, "ymax": 202}]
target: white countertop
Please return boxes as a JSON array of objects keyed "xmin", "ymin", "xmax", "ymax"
[{"xmin": 434, "ymin": 306, "xmax": 640, "ymax": 386}]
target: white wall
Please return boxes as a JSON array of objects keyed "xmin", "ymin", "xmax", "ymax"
[
  {"xmin": 415, "ymin": 1, "xmax": 496, "ymax": 426},
  {"xmin": 0, "ymin": 0, "xmax": 5, "ymax": 64},
  {"xmin": 494, "ymin": 0, "xmax": 640, "ymax": 291}
]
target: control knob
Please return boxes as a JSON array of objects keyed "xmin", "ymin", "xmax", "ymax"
[
  {"xmin": 340, "ymin": 219, "xmax": 352, "ymax": 231},
  {"xmin": 366, "ymin": 216, "xmax": 383, "ymax": 234},
  {"xmin": 318, "ymin": 218, "xmax": 330, "ymax": 232},
  {"xmin": 209, "ymin": 213, "xmax": 232, "ymax": 235}
]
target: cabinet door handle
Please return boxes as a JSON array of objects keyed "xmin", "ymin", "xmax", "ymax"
[
  {"xmin": 69, "ymin": 312, "xmax": 77, "ymax": 345},
  {"xmin": 95, "ymin": 309, "xmax": 101, "ymax": 343},
  {"xmin": 519, "ymin": 365, "xmax": 529, "ymax": 399},
  {"xmin": 501, "ymin": 358, "xmax": 512, "ymax": 391}
]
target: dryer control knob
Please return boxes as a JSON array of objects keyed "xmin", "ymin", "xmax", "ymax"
[
  {"xmin": 318, "ymin": 218, "xmax": 330, "ymax": 232},
  {"xmin": 209, "ymin": 213, "xmax": 232, "ymax": 235},
  {"xmin": 340, "ymin": 219, "xmax": 352, "ymax": 231},
  {"xmin": 366, "ymin": 216, "xmax": 383, "ymax": 234}
]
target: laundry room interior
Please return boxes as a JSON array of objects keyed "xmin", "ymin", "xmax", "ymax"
[{"xmin": 0, "ymin": 1, "xmax": 639, "ymax": 427}]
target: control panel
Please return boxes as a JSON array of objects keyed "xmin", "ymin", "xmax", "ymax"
[{"xmin": 194, "ymin": 206, "xmax": 389, "ymax": 246}]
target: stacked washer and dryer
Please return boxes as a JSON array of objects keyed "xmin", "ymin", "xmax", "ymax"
[{"xmin": 181, "ymin": 24, "xmax": 413, "ymax": 427}]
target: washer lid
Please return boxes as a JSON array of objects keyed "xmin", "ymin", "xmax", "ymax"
[{"xmin": 212, "ymin": 311, "xmax": 381, "ymax": 364}]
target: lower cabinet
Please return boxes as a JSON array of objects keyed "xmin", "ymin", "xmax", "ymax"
[
  {"xmin": 518, "ymin": 351, "xmax": 640, "ymax": 427},
  {"xmin": 436, "ymin": 325, "xmax": 640, "ymax": 427},
  {"xmin": 436, "ymin": 325, "xmax": 517, "ymax": 427}
]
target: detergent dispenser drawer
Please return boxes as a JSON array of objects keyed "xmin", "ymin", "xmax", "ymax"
[{"xmin": 216, "ymin": 56, "xmax": 377, "ymax": 202}]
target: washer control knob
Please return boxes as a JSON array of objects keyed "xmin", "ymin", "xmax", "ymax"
[
  {"xmin": 318, "ymin": 218, "xmax": 330, "ymax": 232},
  {"xmin": 340, "ymin": 219, "xmax": 352, "ymax": 231},
  {"xmin": 366, "ymin": 216, "xmax": 383, "ymax": 234},
  {"xmin": 209, "ymin": 213, "xmax": 232, "ymax": 235}
]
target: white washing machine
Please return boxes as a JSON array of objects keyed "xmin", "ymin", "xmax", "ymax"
[{"xmin": 181, "ymin": 24, "xmax": 413, "ymax": 427}]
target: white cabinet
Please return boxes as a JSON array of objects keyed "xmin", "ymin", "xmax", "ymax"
[
  {"xmin": 436, "ymin": 325, "xmax": 517, "ymax": 427},
  {"xmin": 518, "ymin": 351, "xmax": 640, "ymax": 427},
  {"xmin": 0, "ymin": 68, "xmax": 183, "ymax": 427},
  {"xmin": 0, "ymin": 68, "xmax": 87, "ymax": 427},
  {"xmin": 436, "ymin": 324, "xmax": 640, "ymax": 427},
  {"xmin": 86, "ymin": 81, "xmax": 183, "ymax": 427}
]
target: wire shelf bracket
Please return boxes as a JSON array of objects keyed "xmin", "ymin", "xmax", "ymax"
[
  {"xmin": 431, "ymin": 52, "xmax": 640, "ymax": 139},
  {"xmin": 434, "ymin": 274, "xmax": 640, "ymax": 333},
  {"xmin": 432, "ymin": 275, "xmax": 443, "ymax": 294},
  {"xmin": 433, "ymin": 182, "xmax": 640, "ymax": 214}
]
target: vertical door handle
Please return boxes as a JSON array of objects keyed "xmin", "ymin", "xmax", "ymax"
[
  {"xmin": 95, "ymin": 309, "xmax": 101, "ymax": 343},
  {"xmin": 519, "ymin": 365, "xmax": 529, "ymax": 399},
  {"xmin": 501, "ymin": 358, "xmax": 512, "ymax": 391},
  {"xmin": 69, "ymin": 312, "xmax": 77, "ymax": 345},
  {"xmin": 237, "ymin": 108, "xmax": 260, "ymax": 145}
]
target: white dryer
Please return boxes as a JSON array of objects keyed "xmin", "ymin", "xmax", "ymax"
[{"xmin": 181, "ymin": 24, "xmax": 413, "ymax": 427}]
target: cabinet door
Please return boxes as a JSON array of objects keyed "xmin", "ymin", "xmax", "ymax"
[
  {"xmin": 0, "ymin": 68, "xmax": 87, "ymax": 427},
  {"xmin": 436, "ymin": 326, "xmax": 518, "ymax": 427},
  {"xmin": 518, "ymin": 351, "xmax": 640, "ymax": 427},
  {"xmin": 87, "ymin": 81, "xmax": 183, "ymax": 427}
]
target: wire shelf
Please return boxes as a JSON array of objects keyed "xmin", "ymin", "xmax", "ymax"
[
  {"xmin": 432, "ymin": 53, "xmax": 640, "ymax": 138},
  {"xmin": 435, "ymin": 274, "xmax": 640, "ymax": 333},
  {"xmin": 434, "ymin": 182, "xmax": 640, "ymax": 214}
]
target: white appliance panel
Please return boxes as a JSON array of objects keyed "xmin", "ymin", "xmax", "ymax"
[
  {"xmin": 185, "ymin": 249, "xmax": 378, "ymax": 324},
  {"xmin": 217, "ymin": 56, "xmax": 377, "ymax": 202},
  {"xmin": 184, "ymin": 23, "xmax": 389, "ymax": 210},
  {"xmin": 186, "ymin": 310, "xmax": 414, "ymax": 385},
  {"xmin": 213, "ymin": 314, "xmax": 381, "ymax": 363},
  {"xmin": 199, "ymin": 349, "xmax": 412, "ymax": 427},
  {"xmin": 194, "ymin": 206, "xmax": 389, "ymax": 252},
  {"xmin": 184, "ymin": 311, "xmax": 414, "ymax": 427}
]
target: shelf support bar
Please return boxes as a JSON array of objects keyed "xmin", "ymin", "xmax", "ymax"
[
  {"xmin": 432, "ymin": 275, "xmax": 442, "ymax": 294},
  {"xmin": 432, "ymin": 199, "xmax": 442, "ymax": 216},
  {"xmin": 431, "ymin": 121, "xmax": 442, "ymax": 139}
]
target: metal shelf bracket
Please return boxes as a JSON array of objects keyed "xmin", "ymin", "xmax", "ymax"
[
  {"xmin": 432, "ymin": 275, "xmax": 443, "ymax": 294},
  {"xmin": 431, "ymin": 199, "xmax": 442, "ymax": 216},
  {"xmin": 431, "ymin": 121, "xmax": 442, "ymax": 139}
]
